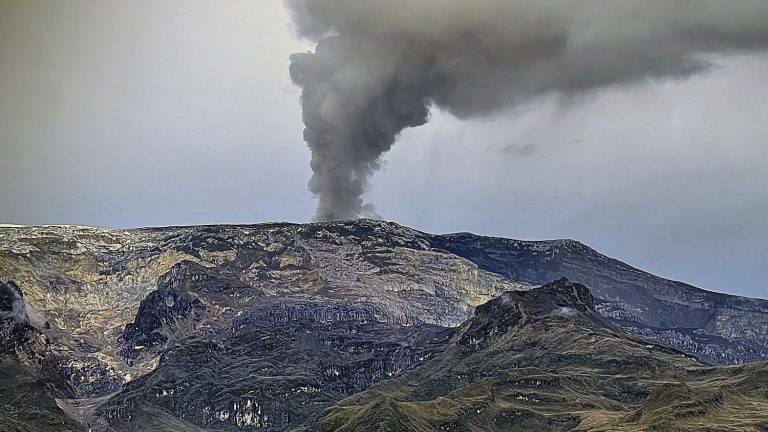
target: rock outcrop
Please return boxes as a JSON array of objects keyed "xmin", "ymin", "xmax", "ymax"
[
  {"xmin": 308, "ymin": 279, "xmax": 768, "ymax": 432},
  {"xmin": 0, "ymin": 281, "xmax": 29, "ymax": 342},
  {"xmin": 429, "ymin": 233, "xmax": 768, "ymax": 363}
]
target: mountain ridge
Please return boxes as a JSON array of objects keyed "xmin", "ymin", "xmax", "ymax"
[
  {"xmin": 1, "ymin": 219, "xmax": 767, "ymax": 366},
  {"xmin": 307, "ymin": 279, "xmax": 768, "ymax": 432},
  {"xmin": 1, "ymin": 219, "xmax": 768, "ymax": 430},
  {"xmin": 1, "ymin": 219, "xmax": 754, "ymax": 298}
]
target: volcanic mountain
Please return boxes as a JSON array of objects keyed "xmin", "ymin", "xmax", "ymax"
[{"xmin": 1, "ymin": 220, "xmax": 767, "ymax": 431}]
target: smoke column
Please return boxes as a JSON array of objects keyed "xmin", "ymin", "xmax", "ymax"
[{"xmin": 287, "ymin": 0, "xmax": 768, "ymax": 221}]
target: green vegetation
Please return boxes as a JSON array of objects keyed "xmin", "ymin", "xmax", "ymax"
[
  {"xmin": 309, "ymin": 282, "xmax": 768, "ymax": 432},
  {"xmin": 0, "ymin": 360, "xmax": 83, "ymax": 432}
]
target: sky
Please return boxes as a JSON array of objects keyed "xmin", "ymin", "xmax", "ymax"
[{"xmin": 0, "ymin": 1, "xmax": 767, "ymax": 298}]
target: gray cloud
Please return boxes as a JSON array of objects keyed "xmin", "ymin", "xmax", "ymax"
[{"xmin": 287, "ymin": 0, "xmax": 768, "ymax": 220}]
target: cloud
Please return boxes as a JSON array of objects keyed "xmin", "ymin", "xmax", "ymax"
[{"xmin": 286, "ymin": 0, "xmax": 768, "ymax": 220}]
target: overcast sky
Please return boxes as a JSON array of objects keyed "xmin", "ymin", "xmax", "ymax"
[{"xmin": 1, "ymin": 1, "xmax": 767, "ymax": 298}]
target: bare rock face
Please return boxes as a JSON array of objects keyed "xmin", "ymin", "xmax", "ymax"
[
  {"xmin": 428, "ymin": 233, "xmax": 768, "ymax": 364},
  {"xmin": 1, "ymin": 220, "xmax": 767, "ymax": 431},
  {"xmin": 119, "ymin": 263, "xmax": 210, "ymax": 365},
  {"xmin": 99, "ymin": 298, "xmax": 450, "ymax": 431},
  {"xmin": 0, "ymin": 281, "xmax": 29, "ymax": 340},
  {"xmin": 457, "ymin": 278, "xmax": 597, "ymax": 351}
]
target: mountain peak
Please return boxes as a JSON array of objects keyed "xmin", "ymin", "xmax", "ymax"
[
  {"xmin": 474, "ymin": 278, "xmax": 595, "ymax": 321},
  {"xmin": 522, "ymin": 277, "xmax": 595, "ymax": 310},
  {"xmin": 457, "ymin": 278, "xmax": 598, "ymax": 350}
]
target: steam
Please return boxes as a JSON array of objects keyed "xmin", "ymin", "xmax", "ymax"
[{"xmin": 287, "ymin": 0, "xmax": 768, "ymax": 221}]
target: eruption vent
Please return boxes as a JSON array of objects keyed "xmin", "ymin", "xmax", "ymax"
[{"xmin": 287, "ymin": 0, "xmax": 768, "ymax": 221}]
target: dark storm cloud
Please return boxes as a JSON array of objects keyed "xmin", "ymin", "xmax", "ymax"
[{"xmin": 286, "ymin": 0, "xmax": 768, "ymax": 221}]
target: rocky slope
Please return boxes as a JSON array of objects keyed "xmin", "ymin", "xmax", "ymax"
[
  {"xmin": 0, "ymin": 220, "xmax": 767, "ymax": 431},
  {"xmin": 429, "ymin": 233, "xmax": 768, "ymax": 364},
  {"xmin": 308, "ymin": 279, "xmax": 768, "ymax": 432}
]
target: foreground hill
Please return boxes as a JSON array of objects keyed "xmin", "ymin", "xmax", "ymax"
[
  {"xmin": 1, "ymin": 220, "xmax": 767, "ymax": 430},
  {"xmin": 309, "ymin": 279, "xmax": 768, "ymax": 431}
]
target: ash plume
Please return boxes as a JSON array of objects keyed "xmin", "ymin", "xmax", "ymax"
[{"xmin": 287, "ymin": 0, "xmax": 768, "ymax": 221}]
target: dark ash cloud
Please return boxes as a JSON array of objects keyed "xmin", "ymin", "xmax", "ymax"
[{"xmin": 287, "ymin": 0, "xmax": 768, "ymax": 221}]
